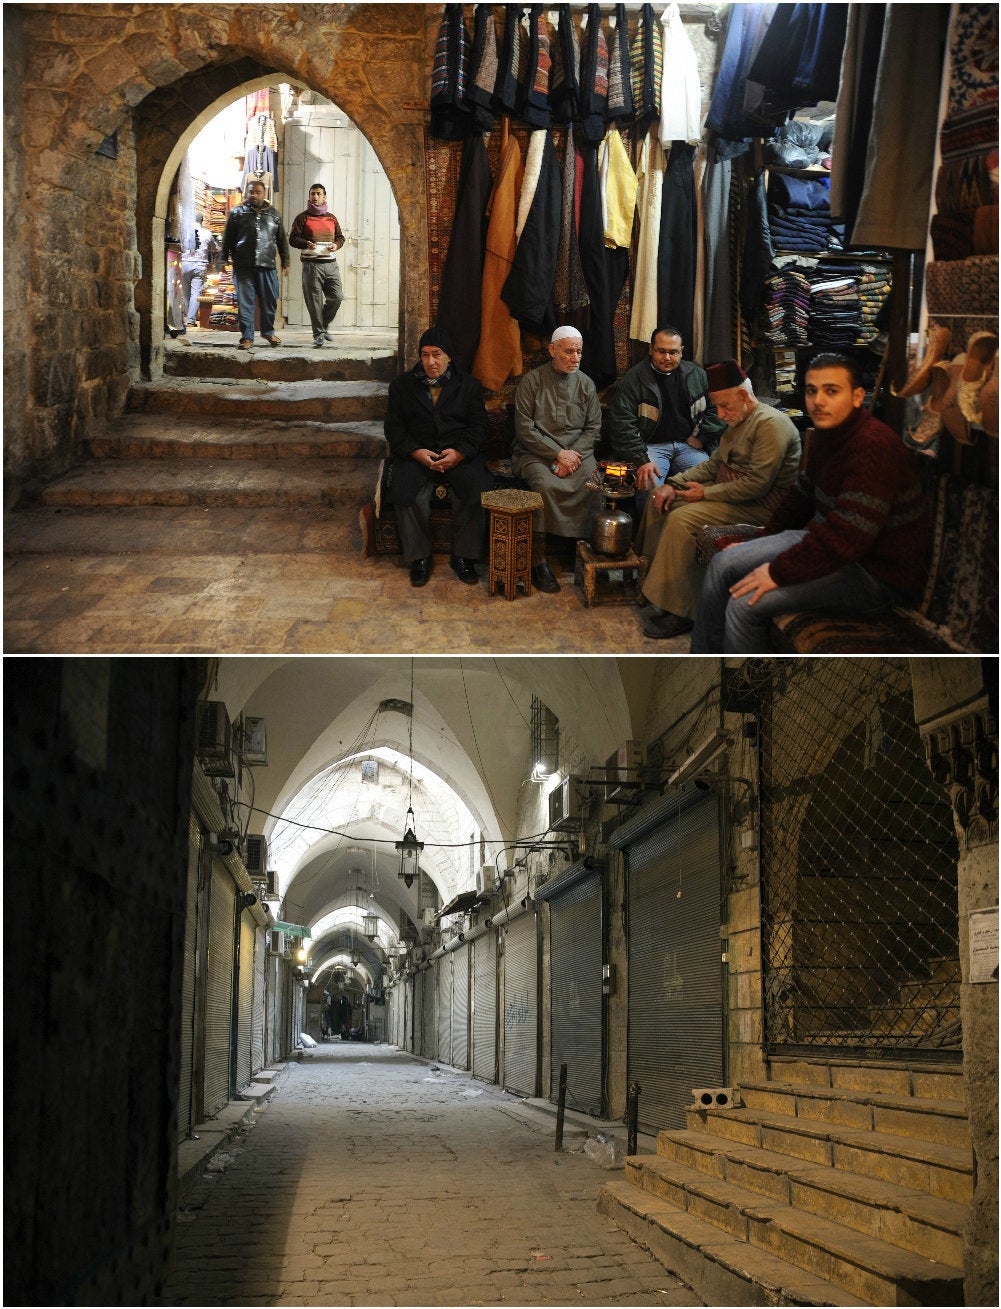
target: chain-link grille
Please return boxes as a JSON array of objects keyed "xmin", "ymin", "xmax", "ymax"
[{"xmin": 757, "ymin": 659, "xmax": 960, "ymax": 1055}]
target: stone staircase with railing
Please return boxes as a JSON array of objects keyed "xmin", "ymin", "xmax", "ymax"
[{"xmin": 598, "ymin": 1055, "xmax": 970, "ymax": 1307}]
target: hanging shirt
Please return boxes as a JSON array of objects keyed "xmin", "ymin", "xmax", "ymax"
[
  {"xmin": 658, "ymin": 2, "xmax": 702, "ymax": 146},
  {"xmin": 600, "ymin": 126, "xmax": 638, "ymax": 248}
]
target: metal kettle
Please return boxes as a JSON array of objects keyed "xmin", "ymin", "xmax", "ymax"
[{"xmin": 588, "ymin": 463, "xmax": 636, "ymax": 557}]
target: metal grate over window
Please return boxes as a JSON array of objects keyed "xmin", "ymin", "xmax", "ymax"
[{"xmin": 757, "ymin": 659, "xmax": 960, "ymax": 1055}]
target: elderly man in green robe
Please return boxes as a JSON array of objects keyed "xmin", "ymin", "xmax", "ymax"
[{"xmin": 512, "ymin": 326, "xmax": 602, "ymax": 592}]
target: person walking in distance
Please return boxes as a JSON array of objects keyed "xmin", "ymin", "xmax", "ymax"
[{"xmin": 288, "ymin": 183, "xmax": 346, "ymax": 348}]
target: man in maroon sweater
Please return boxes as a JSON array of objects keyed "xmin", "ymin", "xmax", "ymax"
[
  {"xmin": 288, "ymin": 183, "xmax": 346, "ymax": 348},
  {"xmin": 691, "ymin": 353, "xmax": 931, "ymax": 652}
]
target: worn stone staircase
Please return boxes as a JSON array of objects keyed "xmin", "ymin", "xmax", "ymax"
[
  {"xmin": 33, "ymin": 335, "xmax": 394, "ymax": 513},
  {"xmin": 598, "ymin": 1056, "xmax": 970, "ymax": 1307}
]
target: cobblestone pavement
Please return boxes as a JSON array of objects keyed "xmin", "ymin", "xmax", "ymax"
[{"xmin": 161, "ymin": 1044, "xmax": 702, "ymax": 1307}]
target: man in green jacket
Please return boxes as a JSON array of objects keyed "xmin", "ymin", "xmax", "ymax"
[{"xmin": 609, "ymin": 327, "xmax": 726, "ymax": 492}]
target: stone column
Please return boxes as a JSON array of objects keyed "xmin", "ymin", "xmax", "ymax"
[{"xmin": 911, "ymin": 659, "xmax": 998, "ymax": 1308}]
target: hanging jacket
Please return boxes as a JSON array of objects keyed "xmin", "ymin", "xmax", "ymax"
[{"xmin": 430, "ymin": 3, "xmax": 471, "ymax": 140}]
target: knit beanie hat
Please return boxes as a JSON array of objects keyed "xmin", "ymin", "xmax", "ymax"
[
  {"xmin": 706, "ymin": 359, "xmax": 748, "ymax": 392},
  {"xmin": 419, "ymin": 326, "xmax": 454, "ymax": 356}
]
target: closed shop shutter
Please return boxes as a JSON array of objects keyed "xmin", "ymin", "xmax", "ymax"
[
  {"xmin": 421, "ymin": 967, "xmax": 436, "ymax": 1059},
  {"xmin": 451, "ymin": 945, "xmax": 470, "ymax": 1070},
  {"xmin": 623, "ymin": 788, "xmax": 723, "ymax": 1132},
  {"xmin": 204, "ymin": 865, "xmax": 235, "ymax": 1115},
  {"xmin": 251, "ymin": 926, "xmax": 266, "ymax": 1074},
  {"xmin": 437, "ymin": 953, "xmax": 452, "ymax": 1065},
  {"xmin": 236, "ymin": 913, "xmax": 255, "ymax": 1090},
  {"xmin": 472, "ymin": 933, "xmax": 497, "ymax": 1083},
  {"xmin": 410, "ymin": 976, "xmax": 420, "ymax": 1053},
  {"xmin": 503, "ymin": 911, "xmax": 538, "ymax": 1098},
  {"xmin": 266, "ymin": 953, "xmax": 279, "ymax": 1064},
  {"xmin": 541, "ymin": 863, "xmax": 603, "ymax": 1117},
  {"xmin": 178, "ymin": 823, "xmax": 201, "ymax": 1142}
]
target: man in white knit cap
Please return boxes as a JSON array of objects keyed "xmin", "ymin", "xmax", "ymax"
[{"xmin": 512, "ymin": 326, "xmax": 602, "ymax": 592}]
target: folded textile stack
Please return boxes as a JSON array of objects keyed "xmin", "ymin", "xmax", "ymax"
[
  {"xmin": 767, "ymin": 172, "xmax": 845, "ymax": 254},
  {"xmin": 761, "ymin": 266, "xmax": 811, "ymax": 345},
  {"xmin": 808, "ymin": 275, "xmax": 861, "ymax": 348}
]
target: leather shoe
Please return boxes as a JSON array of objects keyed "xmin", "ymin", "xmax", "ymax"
[
  {"xmin": 641, "ymin": 610, "xmax": 693, "ymax": 639},
  {"xmin": 409, "ymin": 558, "xmax": 431, "ymax": 588},
  {"xmin": 531, "ymin": 561, "xmax": 561, "ymax": 593},
  {"xmin": 450, "ymin": 555, "xmax": 479, "ymax": 585}
]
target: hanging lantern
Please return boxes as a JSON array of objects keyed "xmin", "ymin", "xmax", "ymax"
[
  {"xmin": 362, "ymin": 912, "xmax": 379, "ymax": 940},
  {"xmin": 350, "ymin": 948, "xmax": 360, "ymax": 967},
  {"xmin": 395, "ymin": 805, "xmax": 424, "ymax": 888}
]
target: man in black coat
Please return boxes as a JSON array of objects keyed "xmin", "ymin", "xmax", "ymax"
[{"xmin": 384, "ymin": 326, "xmax": 493, "ymax": 587}]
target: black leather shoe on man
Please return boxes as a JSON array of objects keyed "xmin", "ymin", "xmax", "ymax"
[
  {"xmin": 409, "ymin": 558, "xmax": 431, "ymax": 588},
  {"xmin": 640, "ymin": 608, "xmax": 693, "ymax": 639},
  {"xmin": 449, "ymin": 555, "xmax": 479, "ymax": 585},
  {"xmin": 531, "ymin": 561, "xmax": 561, "ymax": 594}
]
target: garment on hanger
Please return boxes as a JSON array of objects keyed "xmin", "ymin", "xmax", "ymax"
[
  {"xmin": 829, "ymin": 4, "xmax": 886, "ymax": 231},
  {"xmin": 629, "ymin": 127, "xmax": 665, "ymax": 342},
  {"xmin": 473, "ymin": 136, "xmax": 525, "ymax": 392},
  {"xmin": 579, "ymin": 4, "xmax": 609, "ymax": 146},
  {"xmin": 702, "ymin": 139, "xmax": 735, "ymax": 361},
  {"xmin": 430, "ymin": 2, "xmax": 471, "ymax": 140},
  {"xmin": 747, "ymin": 3, "xmax": 849, "ymax": 111},
  {"xmin": 465, "ymin": 4, "xmax": 498, "ymax": 132},
  {"xmin": 578, "ymin": 141, "xmax": 629, "ymax": 389},
  {"xmin": 549, "ymin": 4, "xmax": 581, "ymax": 124},
  {"xmin": 437, "ymin": 134, "xmax": 493, "ymax": 370},
  {"xmin": 600, "ymin": 126, "xmax": 637, "ymax": 250},
  {"xmin": 629, "ymin": 3, "xmax": 661, "ymax": 132},
  {"xmin": 705, "ymin": 2, "xmax": 776, "ymax": 147},
  {"xmin": 657, "ymin": 142, "xmax": 697, "ymax": 354},
  {"xmin": 554, "ymin": 130, "xmax": 589, "ymax": 316},
  {"xmin": 493, "ymin": 5, "xmax": 526, "ymax": 118},
  {"xmin": 501, "ymin": 129, "xmax": 562, "ymax": 337},
  {"xmin": 658, "ymin": 2, "xmax": 701, "ymax": 147},
  {"xmin": 606, "ymin": 4, "xmax": 635, "ymax": 122},
  {"xmin": 523, "ymin": 5, "xmax": 553, "ymax": 129}
]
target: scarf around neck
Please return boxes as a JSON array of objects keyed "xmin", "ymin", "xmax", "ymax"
[{"xmin": 307, "ymin": 199, "xmax": 329, "ymax": 216}]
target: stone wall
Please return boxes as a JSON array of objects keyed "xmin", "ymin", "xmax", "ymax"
[
  {"xmin": 5, "ymin": 3, "xmax": 434, "ymax": 505},
  {"xmin": 4, "ymin": 656, "xmax": 203, "ymax": 1305}
]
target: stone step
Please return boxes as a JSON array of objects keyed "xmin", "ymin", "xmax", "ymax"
[
  {"xmin": 164, "ymin": 343, "xmax": 397, "ymax": 383},
  {"xmin": 737, "ymin": 1080, "xmax": 971, "ymax": 1149},
  {"xmin": 128, "ymin": 377, "xmax": 389, "ymax": 423},
  {"xmin": 619, "ymin": 1157, "xmax": 963, "ymax": 1306},
  {"xmin": 649, "ymin": 1131, "xmax": 965, "ymax": 1266},
  {"xmin": 597, "ymin": 1178, "xmax": 869, "ymax": 1307},
  {"xmin": 37, "ymin": 457, "xmax": 377, "ymax": 509},
  {"xmin": 681, "ymin": 1106, "xmax": 973, "ymax": 1204},
  {"xmin": 765, "ymin": 1056, "xmax": 965, "ymax": 1105},
  {"xmin": 87, "ymin": 414, "xmax": 388, "ymax": 461}
]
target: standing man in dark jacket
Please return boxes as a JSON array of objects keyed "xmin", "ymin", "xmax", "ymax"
[
  {"xmin": 384, "ymin": 327, "xmax": 493, "ymax": 588},
  {"xmin": 221, "ymin": 180, "xmax": 290, "ymax": 349},
  {"xmin": 609, "ymin": 326, "xmax": 726, "ymax": 490}
]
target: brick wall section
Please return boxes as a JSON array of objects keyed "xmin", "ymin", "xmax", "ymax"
[
  {"xmin": 5, "ymin": 3, "xmax": 433, "ymax": 505},
  {"xmin": 4, "ymin": 656, "xmax": 203, "ymax": 1304}
]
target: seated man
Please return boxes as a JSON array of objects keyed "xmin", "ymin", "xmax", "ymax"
[
  {"xmin": 513, "ymin": 325, "xmax": 602, "ymax": 593},
  {"xmin": 384, "ymin": 326, "xmax": 493, "ymax": 588},
  {"xmin": 609, "ymin": 325, "xmax": 726, "ymax": 491},
  {"xmin": 691, "ymin": 352, "xmax": 932, "ymax": 653},
  {"xmin": 636, "ymin": 360, "xmax": 802, "ymax": 639}
]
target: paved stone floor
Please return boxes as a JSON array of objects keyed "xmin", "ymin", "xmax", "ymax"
[{"xmin": 161, "ymin": 1044, "xmax": 701, "ymax": 1307}]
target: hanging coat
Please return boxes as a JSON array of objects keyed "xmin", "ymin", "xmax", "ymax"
[
  {"xmin": 705, "ymin": 2, "xmax": 774, "ymax": 145},
  {"xmin": 630, "ymin": 2, "xmax": 662, "ymax": 132},
  {"xmin": 502, "ymin": 130, "xmax": 562, "ymax": 337},
  {"xmin": 436, "ymin": 134, "xmax": 493, "ymax": 371},
  {"xmin": 579, "ymin": 142, "xmax": 629, "ymax": 390},
  {"xmin": 493, "ymin": 5, "xmax": 524, "ymax": 117},
  {"xmin": 629, "ymin": 127, "xmax": 665, "ymax": 342},
  {"xmin": 657, "ymin": 141, "xmax": 697, "ymax": 353},
  {"xmin": 523, "ymin": 6, "xmax": 554, "ymax": 129},
  {"xmin": 606, "ymin": 4, "xmax": 635, "ymax": 121},
  {"xmin": 579, "ymin": 4, "xmax": 609, "ymax": 145},
  {"xmin": 554, "ymin": 129, "xmax": 590, "ymax": 316},
  {"xmin": 465, "ymin": 4, "xmax": 498, "ymax": 132},
  {"xmin": 658, "ymin": 2, "xmax": 702, "ymax": 147},
  {"xmin": 600, "ymin": 125, "xmax": 638, "ymax": 249},
  {"xmin": 473, "ymin": 137, "xmax": 525, "ymax": 393},
  {"xmin": 430, "ymin": 3, "xmax": 471, "ymax": 140},
  {"xmin": 549, "ymin": 3, "xmax": 581, "ymax": 124}
]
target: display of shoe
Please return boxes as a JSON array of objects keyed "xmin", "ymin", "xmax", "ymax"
[
  {"xmin": 409, "ymin": 558, "xmax": 431, "ymax": 588},
  {"xmin": 891, "ymin": 325, "xmax": 952, "ymax": 397},
  {"xmin": 640, "ymin": 610, "xmax": 693, "ymax": 639},
  {"xmin": 531, "ymin": 561, "xmax": 561, "ymax": 593},
  {"xmin": 957, "ymin": 331, "xmax": 999, "ymax": 424},
  {"xmin": 265, "ymin": 335, "xmax": 281, "ymax": 347},
  {"xmin": 449, "ymin": 555, "xmax": 479, "ymax": 585},
  {"xmin": 978, "ymin": 350, "xmax": 998, "ymax": 437},
  {"xmin": 238, "ymin": 338, "xmax": 253, "ymax": 349}
]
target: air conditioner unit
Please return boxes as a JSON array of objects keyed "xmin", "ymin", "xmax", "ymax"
[
  {"xmin": 549, "ymin": 776, "xmax": 581, "ymax": 831},
  {"xmin": 240, "ymin": 716, "xmax": 268, "ymax": 767},
  {"xmin": 605, "ymin": 740, "xmax": 647, "ymax": 802},
  {"xmin": 195, "ymin": 701, "xmax": 235, "ymax": 777},
  {"xmin": 266, "ymin": 869, "xmax": 278, "ymax": 897},
  {"xmin": 244, "ymin": 833, "xmax": 268, "ymax": 877},
  {"xmin": 269, "ymin": 929, "xmax": 285, "ymax": 956}
]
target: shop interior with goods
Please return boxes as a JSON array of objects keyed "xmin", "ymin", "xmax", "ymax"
[{"xmin": 163, "ymin": 83, "xmax": 399, "ymax": 342}]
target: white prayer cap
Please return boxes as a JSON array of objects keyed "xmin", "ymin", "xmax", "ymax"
[{"xmin": 550, "ymin": 325, "xmax": 583, "ymax": 343}]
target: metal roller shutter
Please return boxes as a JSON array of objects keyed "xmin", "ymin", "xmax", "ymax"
[
  {"xmin": 544, "ymin": 865, "xmax": 603, "ymax": 1117},
  {"xmin": 266, "ymin": 953, "xmax": 279, "ymax": 1064},
  {"xmin": 410, "ymin": 976, "xmax": 420, "ymax": 1053},
  {"xmin": 204, "ymin": 866, "xmax": 235, "ymax": 1115},
  {"xmin": 451, "ymin": 945, "xmax": 470, "ymax": 1070},
  {"xmin": 236, "ymin": 913, "xmax": 255, "ymax": 1089},
  {"xmin": 178, "ymin": 824, "xmax": 200, "ymax": 1142},
  {"xmin": 472, "ymin": 933, "xmax": 497, "ymax": 1083},
  {"xmin": 626, "ymin": 789, "xmax": 723, "ymax": 1132},
  {"xmin": 251, "ymin": 926, "xmax": 266, "ymax": 1074},
  {"xmin": 437, "ymin": 954, "xmax": 453, "ymax": 1065},
  {"xmin": 503, "ymin": 911, "xmax": 538, "ymax": 1098},
  {"xmin": 421, "ymin": 967, "xmax": 436, "ymax": 1060}
]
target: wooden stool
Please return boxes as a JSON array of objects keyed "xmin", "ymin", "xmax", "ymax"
[
  {"xmin": 575, "ymin": 541, "xmax": 649, "ymax": 607},
  {"xmin": 481, "ymin": 488, "xmax": 543, "ymax": 599}
]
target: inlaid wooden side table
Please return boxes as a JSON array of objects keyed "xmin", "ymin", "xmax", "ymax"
[
  {"xmin": 481, "ymin": 488, "xmax": 543, "ymax": 599},
  {"xmin": 575, "ymin": 541, "xmax": 649, "ymax": 607}
]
